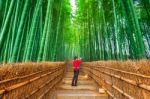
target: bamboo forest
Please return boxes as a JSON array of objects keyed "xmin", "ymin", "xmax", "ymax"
[
  {"xmin": 0, "ymin": 0, "xmax": 149, "ymax": 62},
  {"xmin": 0, "ymin": 0, "xmax": 150, "ymax": 99}
]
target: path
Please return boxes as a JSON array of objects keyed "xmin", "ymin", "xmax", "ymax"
[{"xmin": 55, "ymin": 66, "xmax": 108, "ymax": 99}]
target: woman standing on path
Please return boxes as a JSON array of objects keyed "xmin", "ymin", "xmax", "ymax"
[{"xmin": 72, "ymin": 56, "xmax": 82, "ymax": 86}]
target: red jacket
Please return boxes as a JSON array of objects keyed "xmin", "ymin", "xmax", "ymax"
[{"xmin": 73, "ymin": 59, "xmax": 82, "ymax": 70}]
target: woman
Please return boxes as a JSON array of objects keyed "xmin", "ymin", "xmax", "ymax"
[{"xmin": 72, "ymin": 56, "xmax": 82, "ymax": 86}]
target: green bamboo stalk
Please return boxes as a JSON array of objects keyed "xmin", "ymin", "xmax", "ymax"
[
  {"xmin": 16, "ymin": 17, "xmax": 28, "ymax": 62},
  {"xmin": 52, "ymin": 0, "xmax": 63, "ymax": 60},
  {"xmin": 3, "ymin": 6, "xmax": 16, "ymax": 63},
  {"xmin": 42, "ymin": 14, "xmax": 52, "ymax": 60},
  {"xmin": 9, "ymin": 0, "xmax": 20, "ymax": 60},
  {"xmin": 1, "ymin": 0, "xmax": 9, "ymax": 29},
  {"xmin": 128, "ymin": 0, "xmax": 146, "ymax": 59},
  {"xmin": 24, "ymin": 0, "xmax": 42, "ymax": 61},
  {"xmin": 0, "ymin": 0, "xmax": 15, "ymax": 50},
  {"xmin": 10, "ymin": 0, "xmax": 30, "ymax": 62},
  {"xmin": 38, "ymin": 0, "xmax": 53, "ymax": 61}
]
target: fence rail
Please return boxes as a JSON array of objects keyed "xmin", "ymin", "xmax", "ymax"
[
  {"xmin": 81, "ymin": 61, "xmax": 150, "ymax": 99},
  {"xmin": 0, "ymin": 62, "xmax": 66, "ymax": 99}
]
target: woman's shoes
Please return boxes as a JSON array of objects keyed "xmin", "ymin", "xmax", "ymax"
[{"xmin": 71, "ymin": 84, "xmax": 77, "ymax": 86}]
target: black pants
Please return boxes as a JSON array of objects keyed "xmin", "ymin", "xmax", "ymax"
[{"xmin": 72, "ymin": 69, "xmax": 79, "ymax": 86}]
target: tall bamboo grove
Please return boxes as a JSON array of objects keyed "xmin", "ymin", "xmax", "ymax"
[{"xmin": 0, "ymin": 0, "xmax": 149, "ymax": 63}]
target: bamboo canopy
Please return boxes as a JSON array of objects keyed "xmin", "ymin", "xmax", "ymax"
[{"xmin": 0, "ymin": 0, "xmax": 149, "ymax": 63}]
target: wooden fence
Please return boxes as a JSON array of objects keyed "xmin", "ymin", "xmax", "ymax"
[
  {"xmin": 0, "ymin": 62, "xmax": 66, "ymax": 99},
  {"xmin": 81, "ymin": 61, "xmax": 150, "ymax": 99}
]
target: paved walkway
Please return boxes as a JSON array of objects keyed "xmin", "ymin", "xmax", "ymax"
[{"xmin": 55, "ymin": 67, "xmax": 108, "ymax": 99}]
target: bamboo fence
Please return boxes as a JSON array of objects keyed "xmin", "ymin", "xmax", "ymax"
[
  {"xmin": 81, "ymin": 60, "xmax": 150, "ymax": 99},
  {"xmin": 0, "ymin": 62, "xmax": 66, "ymax": 99}
]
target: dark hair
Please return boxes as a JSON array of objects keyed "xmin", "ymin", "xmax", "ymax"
[{"xmin": 74, "ymin": 56, "xmax": 78, "ymax": 60}]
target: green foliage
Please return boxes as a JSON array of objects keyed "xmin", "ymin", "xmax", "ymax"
[
  {"xmin": 76, "ymin": 0, "xmax": 150, "ymax": 61},
  {"xmin": 0, "ymin": 0, "xmax": 149, "ymax": 63}
]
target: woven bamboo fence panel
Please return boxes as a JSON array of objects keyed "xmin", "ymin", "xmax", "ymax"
[
  {"xmin": 81, "ymin": 60, "xmax": 150, "ymax": 99},
  {"xmin": 0, "ymin": 62, "xmax": 66, "ymax": 99}
]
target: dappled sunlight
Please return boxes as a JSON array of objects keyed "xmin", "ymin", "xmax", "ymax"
[{"xmin": 70, "ymin": 0, "xmax": 77, "ymax": 15}]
